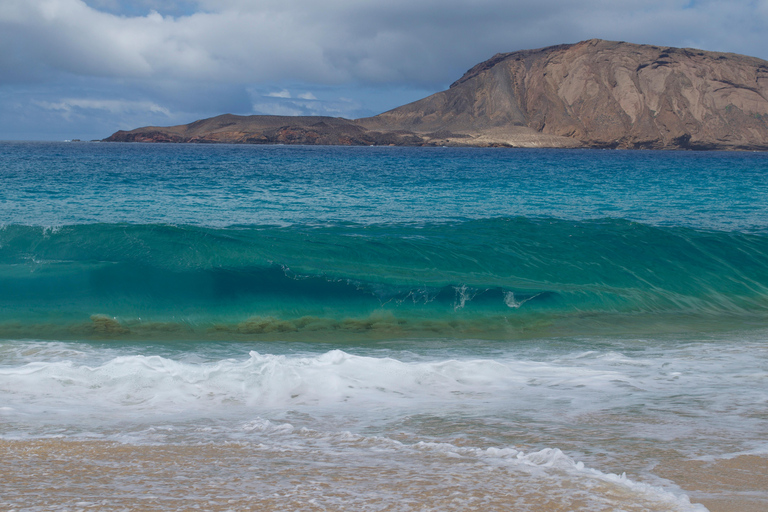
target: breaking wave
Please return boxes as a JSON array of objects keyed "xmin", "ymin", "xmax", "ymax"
[{"xmin": 2, "ymin": 218, "xmax": 768, "ymax": 340}]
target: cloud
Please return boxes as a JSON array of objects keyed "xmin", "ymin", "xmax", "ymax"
[
  {"xmin": 2, "ymin": 0, "xmax": 768, "ymax": 139},
  {"xmin": 0, "ymin": 83, "xmax": 188, "ymax": 140},
  {"xmin": 251, "ymin": 102, "xmax": 304, "ymax": 116},
  {"xmin": 264, "ymin": 90, "xmax": 317, "ymax": 101},
  {"xmin": 82, "ymin": 0, "xmax": 199, "ymax": 16},
  {"xmin": 34, "ymin": 98, "xmax": 171, "ymax": 116},
  {"xmin": 2, "ymin": 0, "xmax": 768, "ymax": 90},
  {"xmin": 249, "ymin": 85, "xmax": 371, "ymax": 118}
]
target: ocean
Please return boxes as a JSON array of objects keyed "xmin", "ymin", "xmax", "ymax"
[{"xmin": 2, "ymin": 141, "xmax": 767, "ymax": 511}]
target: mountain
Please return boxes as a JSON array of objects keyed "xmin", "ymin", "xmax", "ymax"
[{"xmin": 105, "ymin": 39, "xmax": 768, "ymax": 150}]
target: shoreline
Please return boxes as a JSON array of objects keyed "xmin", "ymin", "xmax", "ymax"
[{"xmin": 6, "ymin": 438, "xmax": 755, "ymax": 511}]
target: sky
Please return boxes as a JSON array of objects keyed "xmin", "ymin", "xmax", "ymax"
[{"xmin": 1, "ymin": 0, "xmax": 767, "ymax": 140}]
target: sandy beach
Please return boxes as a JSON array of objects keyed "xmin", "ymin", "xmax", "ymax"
[{"xmin": 7, "ymin": 438, "xmax": 755, "ymax": 511}]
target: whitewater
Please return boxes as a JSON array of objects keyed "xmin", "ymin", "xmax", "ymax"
[{"xmin": 2, "ymin": 141, "xmax": 768, "ymax": 511}]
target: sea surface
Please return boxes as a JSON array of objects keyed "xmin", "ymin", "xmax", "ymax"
[{"xmin": 2, "ymin": 141, "xmax": 768, "ymax": 511}]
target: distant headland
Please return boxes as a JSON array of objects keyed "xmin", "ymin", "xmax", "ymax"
[{"xmin": 105, "ymin": 39, "xmax": 768, "ymax": 150}]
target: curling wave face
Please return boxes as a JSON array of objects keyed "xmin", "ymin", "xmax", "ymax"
[{"xmin": 2, "ymin": 218, "xmax": 768, "ymax": 340}]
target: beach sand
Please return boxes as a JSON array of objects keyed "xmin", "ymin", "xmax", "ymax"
[
  {"xmin": 655, "ymin": 454, "xmax": 768, "ymax": 512},
  {"xmin": 5, "ymin": 438, "xmax": 763, "ymax": 511}
]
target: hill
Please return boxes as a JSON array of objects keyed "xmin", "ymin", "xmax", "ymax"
[{"xmin": 105, "ymin": 39, "xmax": 768, "ymax": 150}]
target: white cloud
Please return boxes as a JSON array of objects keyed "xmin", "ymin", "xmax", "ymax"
[
  {"xmin": 34, "ymin": 98, "xmax": 171, "ymax": 116},
  {"xmin": 251, "ymin": 89, "xmax": 368, "ymax": 118},
  {"xmin": 32, "ymin": 98, "xmax": 172, "ymax": 119},
  {"xmin": 266, "ymin": 90, "xmax": 292, "ymax": 98},
  {"xmin": 251, "ymin": 102, "xmax": 303, "ymax": 116}
]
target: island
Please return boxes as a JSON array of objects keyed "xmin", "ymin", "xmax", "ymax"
[{"xmin": 105, "ymin": 39, "xmax": 768, "ymax": 150}]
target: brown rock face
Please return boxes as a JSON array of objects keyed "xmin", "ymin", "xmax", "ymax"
[
  {"xmin": 105, "ymin": 40, "xmax": 768, "ymax": 150},
  {"xmin": 106, "ymin": 114, "xmax": 427, "ymax": 146},
  {"xmin": 361, "ymin": 39, "xmax": 768, "ymax": 149}
]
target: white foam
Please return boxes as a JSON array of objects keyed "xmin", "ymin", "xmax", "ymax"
[
  {"xmin": 504, "ymin": 290, "xmax": 523, "ymax": 308},
  {"xmin": 2, "ymin": 335, "xmax": 768, "ymax": 471},
  {"xmin": 453, "ymin": 284, "xmax": 476, "ymax": 310},
  {"xmin": 6, "ymin": 337, "xmax": 754, "ymax": 510},
  {"xmin": 0, "ymin": 348, "xmax": 637, "ymax": 420},
  {"xmin": 504, "ymin": 290, "xmax": 542, "ymax": 308},
  {"xmin": 1, "ymin": 339, "xmax": 765, "ymax": 421},
  {"xmin": 229, "ymin": 419, "xmax": 707, "ymax": 511}
]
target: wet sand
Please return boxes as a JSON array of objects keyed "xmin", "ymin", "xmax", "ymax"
[
  {"xmin": 655, "ymin": 454, "xmax": 768, "ymax": 512},
  {"xmin": 5, "ymin": 438, "xmax": 758, "ymax": 511}
]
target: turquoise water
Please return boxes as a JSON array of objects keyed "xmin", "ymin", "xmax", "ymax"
[
  {"xmin": 2, "ymin": 142, "xmax": 768, "ymax": 511},
  {"xmin": 2, "ymin": 142, "xmax": 768, "ymax": 340},
  {"xmin": 2, "ymin": 142, "xmax": 767, "ymax": 230},
  {"xmin": 2, "ymin": 219, "xmax": 768, "ymax": 341}
]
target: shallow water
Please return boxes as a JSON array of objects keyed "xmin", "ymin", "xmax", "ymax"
[{"xmin": 2, "ymin": 142, "xmax": 768, "ymax": 510}]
